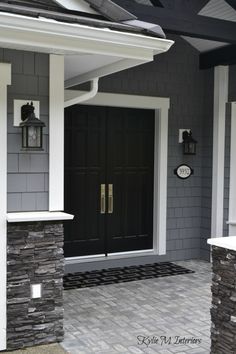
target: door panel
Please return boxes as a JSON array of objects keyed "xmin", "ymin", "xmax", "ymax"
[
  {"xmin": 106, "ymin": 107, "xmax": 154, "ymax": 253},
  {"xmin": 64, "ymin": 105, "xmax": 155, "ymax": 257},
  {"xmin": 64, "ymin": 105, "xmax": 106, "ymax": 257}
]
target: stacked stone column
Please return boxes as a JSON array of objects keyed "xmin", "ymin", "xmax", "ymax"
[
  {"xmin": 211, "ymin": 246, "xmax": 236, "ymax": 354},
  {"xmin": 7, "ymin": 222, "xmax": 64, "ymax": 350}
]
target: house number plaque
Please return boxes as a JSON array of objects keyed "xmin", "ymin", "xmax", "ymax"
[{"xmin": 174, "ymin": 164, "xmax": 194, "ymax": 179}]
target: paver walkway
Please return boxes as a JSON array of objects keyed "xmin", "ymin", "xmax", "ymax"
[{"xmin": 61, "ymin": 260, "xmax": 212, "ymax": 354}]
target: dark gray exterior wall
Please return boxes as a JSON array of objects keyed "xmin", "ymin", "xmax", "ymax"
[
  {"xmin": 98, "ymin": 34, "xmax": 214, "ymax": 262},
  {"xmin": 1, "ymin": 49, "xmax": 49, "ymax": 212}
]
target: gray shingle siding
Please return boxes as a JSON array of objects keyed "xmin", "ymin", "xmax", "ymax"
[
  {"xmin": 4, "ymin": 36, "xmax": 235, "ymax": 261},
  {"xmin": 2, "ymin": 49, "xmax": 49, "ymax": 212}
]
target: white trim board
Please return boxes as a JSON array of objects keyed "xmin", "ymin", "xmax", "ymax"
[
  {"xmin": 49, "ymin": 55, "xmax": 64, "ymax": 211},
  {"xmin": 7, "ymin": 211, "xmax": 74, "ymax": 223},
  {"xmin": 64, "ymin": 92, "xmax": 170, "ymax": 256},
  {"xmin": 211, "ymin": 65, "xmax": 229, "ymax": 238},
  {"xmin": 65, "ymin": 91, "xmax": 170, "ymax": 110},
  {"xmin": 0, "ymin": 63, "xmax": 11, "ymax": 351},
  {"xmin": 228, "ymin": 102, "xmax": 236, "ymax": 236}
]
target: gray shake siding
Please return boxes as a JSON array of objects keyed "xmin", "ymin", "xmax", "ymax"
[
  {"xmin": 4, "ymin": 38, "xmax": 235, "ymax": 263},
  {"xmin": 4, "ymin": 49, "xmax": 49, "ymax": 212}
]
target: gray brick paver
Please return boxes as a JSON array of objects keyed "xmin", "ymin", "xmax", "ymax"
[{"xmin": 61, "ymin": 260, "xmax": 211, "ymax": 354}]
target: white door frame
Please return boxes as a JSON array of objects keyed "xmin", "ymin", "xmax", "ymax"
[
  {"xmin": 64, "ymin": 91, "xmax": 170, "ymax": 263},
  {"xmin": 227, "ymin": 102, "xmax": 236, "ymax": 235},
  {"xmin": 0, "ymin": 63, "xmax": 11, "ymax": 351}
]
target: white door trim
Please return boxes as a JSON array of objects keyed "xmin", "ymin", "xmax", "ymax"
[
  {"xmin": 211, "ymin": 66, "xmax": 229, "ymax": 237},
  {"xmin": 65, "ymin": 91, "xmax": 170, "ymax": 256},
  {"xmin": 0, "ymin": 63, "xmax": 11, "ymax": 351},
  {"xmin": 227, "ymin": 102, "xmax": 236, "ymax": 235}
]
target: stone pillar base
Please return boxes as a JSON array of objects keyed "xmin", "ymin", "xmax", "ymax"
[
  {"xmin": 211, "ymin": 246, "xmax": 236, "ymax": 354},
  {"xmin": 7, "ymin": 222, "xmax": 64, "ymax": 350}
]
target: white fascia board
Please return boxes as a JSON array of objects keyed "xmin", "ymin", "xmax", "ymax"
[
  {"xmin": 0, "ymin": 12, "xmax": 174, "ymax": 59},
  {"xmin": 7, "ymin": 212, "xmax": 74, "ymax": 223},
  {"xmin": 65, "ymin": 90, "xmax": 170, "ymax": 110}
]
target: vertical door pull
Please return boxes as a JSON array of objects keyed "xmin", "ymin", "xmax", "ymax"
[
  {"xmin": 100, "ymin": 184, "xmax": 106, "ymax": 214},
  {"xmin": 108, "ymin": 184, "xmax": 113, "ymax": 214}
]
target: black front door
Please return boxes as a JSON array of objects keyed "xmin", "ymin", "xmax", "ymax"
[{"xmin": 64, "ymin": 105, "xmax": 154, "ymax": 257}]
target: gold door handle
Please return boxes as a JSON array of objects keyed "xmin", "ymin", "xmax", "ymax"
[
  {"xmin": 108, "ymin": 184, "xmax": 113, "ymax": 214},
  {"xmin": 100, "ymin": 184, "xmax": 106, "ymax": 214}
]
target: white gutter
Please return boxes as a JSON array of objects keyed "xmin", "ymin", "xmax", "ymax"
[
  {"xmin": 0, "ymin": 12, "xmax": 174, "ymax": 58},
  {"xmin": 64, "ymin": 78, "xmax": 99, "ymax": 107}
]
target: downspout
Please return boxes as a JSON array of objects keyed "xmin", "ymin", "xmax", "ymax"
[{"xmin": 64, "ymin": 78, "xmax": 99, "ymax": 108}]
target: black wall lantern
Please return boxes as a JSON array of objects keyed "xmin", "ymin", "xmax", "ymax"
[
  {"xmin": 20, "ymin": 102, "xmax": 45, "ymax": 150},
  {"xmin": 182, "ymin": 130, "xmax": 197, "ymax": 155}
]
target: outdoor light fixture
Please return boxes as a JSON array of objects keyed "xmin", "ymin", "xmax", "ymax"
[
  {"xmin": 20, "ymin": 102, "xmax": 45, "ymax": 150},
  {"xmin": 182, "ymin": 130, "xmax": 197, "ymax": 155}
]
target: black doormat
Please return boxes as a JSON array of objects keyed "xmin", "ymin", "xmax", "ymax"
[{"xmin": 64, "ymin": 262, "xmax": 194, "ymax": 290}]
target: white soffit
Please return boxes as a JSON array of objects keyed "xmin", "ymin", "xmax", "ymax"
[
  {"xmin": 199, "ymin": 0, "xmax": 236, "ymax": 22},
  {"xmin": 181, "ymin": 36, "xmax": 228, "ymax": 52},
  {"xmin": 65, "ymin": 54, "xmax": 123, "ymax": 81},
  {"xmin": 53, "ymin": 0, "xmax": 98, "ymax": 14}
]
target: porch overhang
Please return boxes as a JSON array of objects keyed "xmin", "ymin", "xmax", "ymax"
[{"xmin": 0, "ymin": 12, "xmax": 173, "ymax": 87}]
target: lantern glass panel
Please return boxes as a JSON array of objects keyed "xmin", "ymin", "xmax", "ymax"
[
  {"xmin": 22, "ymin": 126, "xmax": 28, "ymax": 148},
  {"xmin": 27, "ymin": 126, "xmax": 40, "ymax": 148},
  {"xmin": 188, "ymin": 142, "xmax": 195, "ymax": 154},
  {"xmin": 183, "ymin": 142, "xmax": 188, "ymax": 154}
]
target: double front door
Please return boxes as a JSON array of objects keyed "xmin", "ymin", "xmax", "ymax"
[{"xmin": 64, "ymin": 105, "xmax": 154, "ymax": 257}]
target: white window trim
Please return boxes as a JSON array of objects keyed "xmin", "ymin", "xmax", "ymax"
[
  {"xmin": 63, "ymin": 90, "xmax": 170, "ymax": 255},
  {"xmin": 0, "ymin": 62, "xmax": 11, "ymax": 351}
]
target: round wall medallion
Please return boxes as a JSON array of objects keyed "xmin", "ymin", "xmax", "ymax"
[{"xmin": 174, "ymin": 164, "xmax": 194, "ymax": 179}]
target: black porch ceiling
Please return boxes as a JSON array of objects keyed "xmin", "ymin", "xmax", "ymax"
[{"xmin": 113, "ymin": 0, "xmax": 236, "ymax": 69}]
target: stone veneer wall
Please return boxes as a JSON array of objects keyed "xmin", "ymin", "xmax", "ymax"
[
  {"xmin": 7, "ymin": 222, "xmax": 64, "ymax": 350},
  {"xmin": 211, "ymin": 246, "xmax": 236, "ymax": 354}
]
